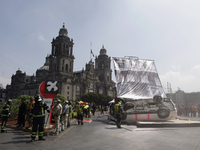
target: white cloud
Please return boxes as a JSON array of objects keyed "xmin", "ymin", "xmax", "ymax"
[
  {"xmin": 192, "ymin": 65, "xmax": 200, "ymax": 70},
  {"xmin": 0, "ymin": 77, "xmax": 11, "ymax": 88},
  {"xmin": 38, "ymin": 35, "xmax": 45, "ymax": 41},
  {"xmin": 171, "ymin": 64, "xmax": 181, "ymax": 70},
  {"xmin": 160, "ymin": 71, "xmax": 199, "ymax": 93},
  {"xmin": 30, "ymin": 33, "xmax": 46, "ymax": 41}
]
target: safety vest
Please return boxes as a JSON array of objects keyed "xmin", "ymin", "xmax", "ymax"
[
  {"xmin": 76, "ymin": 104, "xmax": 83, "ymax": 115},
  {"xmin": 84, "ymin": 105, "xmax": 89, "ymax": 110},
  {"xmin": 114, "ymin": 104, "xmax": 122, "ymax": 114},
  {"xmin": 28, "ymin": 101, "xmax": 35, "ymax": 111}
]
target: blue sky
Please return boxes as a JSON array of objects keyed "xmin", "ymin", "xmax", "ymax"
[{"xmin": 1, "ymin": 0, "xmax": 200, "ymax": 93}]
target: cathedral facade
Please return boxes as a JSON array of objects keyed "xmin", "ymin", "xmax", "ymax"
[{"xmin": 8, "ymin": 25, "xmax": 116, "ymax": 100}]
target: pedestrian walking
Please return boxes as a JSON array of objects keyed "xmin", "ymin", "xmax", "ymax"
[
  {"xmin": 1, "ymin": 99, "xmax": 12, "ymax": 133},
  {"xmin": 114, "ymin": 101, "xmax": 123, "ymax": 128},
  {"xmin": 30, "ymin": 94, "xmax": 50, "ymax": 142},
  {"xmin": 52, "ymin": 99, "xmax": 62, "ymax": 135},
  {"xmin": 62, "ymin": 100, "xmax": 69, "ymax": 130},
  {"xmin": 92, "ymin": 104, "xmax": 96, "ymax": 116},
  {"xmin": 17, "ymin": 97, "xmax": 27, "ymax": 128}
]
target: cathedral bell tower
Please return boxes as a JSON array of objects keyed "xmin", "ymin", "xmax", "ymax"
[
  {"xmin": 95, "ymin": 45, "xmax": 112, "ymax": 82},
  {"xmin": 49, "ymin": 23, "xmax": 75, "ymax": 80}
]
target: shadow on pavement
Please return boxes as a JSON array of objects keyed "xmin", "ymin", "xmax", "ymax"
[{"xmin": 1, "ymin": 140, "xmax": 31, "ymax": 144}]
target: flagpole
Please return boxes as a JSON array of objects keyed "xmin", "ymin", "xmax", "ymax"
[{"xmin": 90, "ymin": 42, "xmax": 92, "ymax": 60}]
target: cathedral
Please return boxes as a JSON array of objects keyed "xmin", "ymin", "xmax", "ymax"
[{"xmin": 8, "ymin": 24, "xmax": 116, "ymax": 100}]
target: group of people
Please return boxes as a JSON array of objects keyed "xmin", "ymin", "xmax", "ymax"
[
  {"xmin": 1, "ymin": 96, "xmax": 124, "ymax": 142},
  {"xmin": 0, "ymin": 94, "xmax": 73, "ymax": 142},
  {"xmin": 176, "ymin": 104, "xmax": 200, "ymax": 117},
  {"xmin": 51, "ymin": 99, "xmax": 72, "ymax": 136}
]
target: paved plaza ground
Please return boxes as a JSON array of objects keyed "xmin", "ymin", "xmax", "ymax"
[{"xmin": 1, "ymin": 113, "xmax": 200, "ymax": 150}]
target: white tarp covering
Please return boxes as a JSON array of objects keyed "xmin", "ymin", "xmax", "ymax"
[{"xmin": 113, "ymin": 57, "xmax": 166, "ymax": 100}]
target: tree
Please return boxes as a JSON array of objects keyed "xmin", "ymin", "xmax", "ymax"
[
  {"xmin": 6, "ymin": 95, "xmax": 32, "ymax": 118},
  {"xmin": 81, "ymin": 92, "xmax": 100, "ymax": 103},
  {"xmin": 53, "ymin": 94, "xmax": 67, "ymax": 106},
  {"xmin": 80, "ymin": 92, "xmax": 114, "ymax": 105}
]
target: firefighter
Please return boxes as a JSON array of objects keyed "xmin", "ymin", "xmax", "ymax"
[
  {"xmin": 75, "ymin": 102, "xmax": 84, "ymax": 125},
  {"xmin": 114, "ymin": 101, "xmax": 123, "ymax": 128},
  {"xmin": 30, "ymin": 94, "xmax": 50, "ymax": 142},
  {"xmin": 1, "ymin": 99, "xmax": 12, "ymax": 133}
]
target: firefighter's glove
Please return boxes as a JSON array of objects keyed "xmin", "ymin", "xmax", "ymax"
[{"xmin": 47, "ymin": 110, "xmax": 50, "ymax": 113}]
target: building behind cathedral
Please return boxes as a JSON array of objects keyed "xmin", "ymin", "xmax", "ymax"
[{"xmin": 6, "ymin": 24, "xmax": 116, "ymax": 100}]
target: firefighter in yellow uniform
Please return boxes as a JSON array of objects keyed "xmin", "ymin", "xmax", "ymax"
[
  {"xmin": 114, "ymin": 102, "xmax": 123, "ymax": 128},
  {"xmin": 75, "ymin": 102, "xmax": 84, "ymax": 125}
]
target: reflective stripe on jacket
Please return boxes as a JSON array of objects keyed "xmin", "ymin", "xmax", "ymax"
[
  {"xmin": 1, "ymin": 104, "xmax": 11, "ymax": 117},
  {"xmin": 30, "ymin": 102, "xmax": 49, "ymax": 117}
]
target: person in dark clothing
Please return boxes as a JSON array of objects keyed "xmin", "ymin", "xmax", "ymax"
[
  {"xmin": 101, "ymin": 105, "xmax": 104, "ymax": 115},
  {"xmin": 1, "ymin": 99, "xmax": 12, "ymax": 133},
  {"xmin": 30, "ymin": 94, "xmax": 50, "ymax": 142},
  {"xmin": 92, "ymin": 104, "xmax": 96, "ymax": 116},
  {"xmin": 17, "ymin": 97, "xmax": 27, "ymax": 128}
]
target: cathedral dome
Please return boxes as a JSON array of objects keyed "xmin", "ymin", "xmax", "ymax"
[
  {"xmin": 100, "ymin": 45, "xmax": 107, "ymax": 55},
  {"xmin": 59, "ymin": 23, "xmax": 68, "ymax": 37}
]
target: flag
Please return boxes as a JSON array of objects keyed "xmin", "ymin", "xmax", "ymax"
[{"xmin": 91, "ymin": 49, "xmax": 94, "ymax": 57}]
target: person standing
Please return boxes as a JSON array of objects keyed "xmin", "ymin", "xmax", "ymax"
[
  {"xmin": 92, "ymin": 104, "xmax": 96, "ymax": 116},
  {"xmin": 30, "ymin": 94, "xmax": 50, "ymax": 141},
  {"xmin": 17, "ymin": 97, "xmax": 27, "ymax": 128},
  {"xmin": 27, "ymin": 97, "xmax": 34, "ymax": 128},
  {"xmin": 114, "ymin": 101, "xmax": 123, "ymax": 128},
  {"xmin": 67, "ymin": 101, "xmax": 72, "ymax": 128},
  {"xmin": 83, "ymin": 104, "xmax": 89, "ymax": 118},
  {"xmin": 1, "ymin": 99, "xmax": 12, "ymax": 133},
  {"xmin": 52, "ymin": 100, "xmax": 62, "ymax": 135},
  {"xmin": 75, "ymin": 102, "xmax": 84, "ymax": 125},
  {"xmin": 101, "ymin": 105, "xmax": 104, "ymax": 115},
  {"xmin": 62, "ymin": 100, "xmax": 69, "ymax": 130}
]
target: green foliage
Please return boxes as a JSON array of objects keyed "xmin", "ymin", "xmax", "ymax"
[
  {"xmin": 53, "ymin": 93, "xmax": 67, "ymax": 106},
  {"xmin": 11, "ymin": 95, "xmax": 32, "ymax": 118},
  {"xmin": 0, "ymin": 102, "xmax": 4, "ymax": 116},
  {"xmin": 0, "ymin": 95, "xmax": 32, "ymax": 118},
  {"xmin": 81, "ymin": 92, "xmax": 100, "ymax": 103},
  {"xmin": 80, "ymin": 92, "xmax": 114, "ymax": 105}
]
